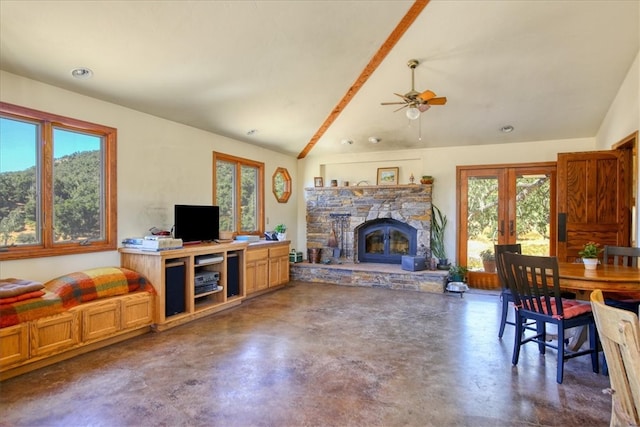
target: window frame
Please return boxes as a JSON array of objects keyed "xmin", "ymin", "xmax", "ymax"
[
  {"xmin": 0, "ymin": 102, "xmax": 117, "ymax": 260},
  {"xmin": 212, "ymin": 152, "xmax": 264, "ymax": 235}
]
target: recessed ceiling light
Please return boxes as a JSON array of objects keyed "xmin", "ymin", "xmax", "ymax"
[
  {"xmin": 341, "ymin": 139, "xmax": 353, "ymax": 145},
  {"xmin": 500, "ymin": 125, "xmax": 514, "ymax": 133},
  {"xmin": 368, "ymin": 137, "xmax": 381, "ymax": 144},
  {"xmin": 71, "ymin": 67, "xmax": 93, "ymax": 79}
]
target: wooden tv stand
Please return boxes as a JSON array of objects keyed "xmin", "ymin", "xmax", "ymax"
[{"xmin": 119, "ymin": 241, "xmax": 248, "ymax": 331}]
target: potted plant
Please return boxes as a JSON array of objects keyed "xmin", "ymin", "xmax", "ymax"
[
  {"xmin": 449, "ymin": 265, "xmax": 468, "ymax": 283},
  {"xmin": 431, "ymin": 205, "xmax": 449, "ymax": 269},
  {"xmin": 274, "ymin": 224, "xmax": 287, "ymax": 241},
  {"xmin": 479, "ymin": 248, "xmax": 496, "ymax": 273},
  {"xmin": 578, "ymin": 241, "xmax": 601, "ymax": 270},
  {"xmin": 420, "ymin": 175, "xmax": 434, "ymax": 184}
]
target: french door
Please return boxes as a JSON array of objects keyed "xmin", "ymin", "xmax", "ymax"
[{"xmin": 457, "ymin": 163, "xmax": 557, "ymax": 271}]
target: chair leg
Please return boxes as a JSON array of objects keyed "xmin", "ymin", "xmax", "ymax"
[
  {"xmin": 512, "ymin": 311, "xmax": 523, "ymax": 366},
  {"xmin": 498, "ymin": 297, "xmax": 509, "ymax": 338},
  {"xmin": 589, "ymin": 323, "xmax": 599, "ymax": 374},
  {"xmin": 537, "ymin": 322, "xmax": 546, "ymax": 354},
  {"xmin": 557, "ymin": 325, "xmax": 565, "ymax": 384}
]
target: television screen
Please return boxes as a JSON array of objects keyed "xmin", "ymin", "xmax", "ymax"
[{"xmin": 174, "ymin": 205, "xmax": 219, "ymax": 244}]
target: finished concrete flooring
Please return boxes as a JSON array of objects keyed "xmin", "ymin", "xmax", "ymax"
[{"xmin": 0, "ymin": 282, "xmax": 612, "ymax": 426}]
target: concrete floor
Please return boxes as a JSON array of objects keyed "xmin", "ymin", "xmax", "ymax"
[{"xmin": 0, "ymin": 282, "xmax": 612, "ymax": 426}]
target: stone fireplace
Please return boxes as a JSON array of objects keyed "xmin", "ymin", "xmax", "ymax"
[{"xmin": 304, "ymin": 184, "xmax": 432, "ymax": 264}]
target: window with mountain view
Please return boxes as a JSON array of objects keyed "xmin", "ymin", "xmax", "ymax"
[
  {"xmin": 0, "ymin": 103, "xmax": 117, "ymax": 260},
  {"xmin": 213, "ymin": 152, "xmax": 264, "ymax": 235}
]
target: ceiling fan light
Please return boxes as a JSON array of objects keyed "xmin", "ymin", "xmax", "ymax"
[{"xmin": 406, "ymin": 107, "xmax": 420, "ymax": 120}]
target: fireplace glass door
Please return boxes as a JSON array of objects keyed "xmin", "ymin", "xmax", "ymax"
[{"xmin": 358, "ymin": 219, "xmax": 417, "ymax": 264}]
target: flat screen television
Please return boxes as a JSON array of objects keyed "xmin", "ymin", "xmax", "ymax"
[{"xmin": 174, "ymin": 204, "xmax": 219, "ymax": 244}]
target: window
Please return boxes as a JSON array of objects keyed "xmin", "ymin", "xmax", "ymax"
[
  {"xmin": 0, "ymin": 102, "xmax": 117, "ymax": 260},
  {"xmin": 213, "ymin": 152, "xmax": 264, "ymax": 234}
]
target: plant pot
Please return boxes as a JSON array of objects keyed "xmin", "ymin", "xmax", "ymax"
[
  {"xmin": 436, "ymin": 258, "xmax": 450, "ymax": 270},
  {"xmin": 277, "ymin": 232, "xmax": 287, "ymax": 241},
  {"xmin": 482, "ymin": 260, "xmax": 496, "ymax": 273},
  {"xmin": 583, "ymin": 258, "xmax": 598, "ymax": 270}
]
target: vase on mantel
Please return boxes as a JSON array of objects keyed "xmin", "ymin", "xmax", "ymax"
[{"xmin": 582, "ymin": 258, "xmax": 598, "ymax": 270}]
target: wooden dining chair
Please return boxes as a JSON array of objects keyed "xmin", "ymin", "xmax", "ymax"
[
  {"xmin": 590, "ymin": 289, "xmax": 640, "ymax": 426},
  {"xmin": 502, "ymin": 252, "xmax": 599, "ymax": 383},
  {"xmin": 495, "ymin": 244, "xmax": 522, "ymax": 338},
  {"xmin": 603, "ymin": 245, "xmax": 640, "ymax": 267},
  {"xmin": 602, "ymin": 246, "xmax": 640, "ymax": 313}
]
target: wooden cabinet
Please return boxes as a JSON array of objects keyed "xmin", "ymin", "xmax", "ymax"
[
  {"xmin": 269, "ymin": 245, "xmax": 290, "ymax": 287},
  {"xmin": 120, "ymin": 242, "xmax": 248, "ymax": 331},
  {"xmin": 246, "ymin": 248, "xmax": 269, "ymax": 294},
  {"xmin": 247, "ymin": 241, "xmax": 290, "ymax": 296}
]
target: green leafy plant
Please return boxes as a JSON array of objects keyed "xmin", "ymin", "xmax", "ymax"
[
  {"xmin": 479, "ymin": 248, "xmax": 495, "ymax": 261},
  {"xmin": 431, "ymin": 205, "xmax": 447, "ymax": 260},
  {"xmin": 274, "ymin": 224, "xmax": 287, "ymax": 233},
  {"xmin": 578, "ymin": 241, "xmax": 601, "ymax": 259},
  {"xmin": 449, "ymin": 265, "xmax": 468, "ymax": 281}
]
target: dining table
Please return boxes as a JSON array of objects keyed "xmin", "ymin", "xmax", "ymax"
[
  {"xmin": 558, "ymin": 262, "xmax": 640, "ymax": 294},
  {"xmin": 558, "ymin": 262, "xmax": 639, "ymax": 351}
]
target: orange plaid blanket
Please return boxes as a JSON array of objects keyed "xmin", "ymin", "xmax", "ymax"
[{"xmin": 0, "ymin": 267, "xmax": 154, "ymax": 328}]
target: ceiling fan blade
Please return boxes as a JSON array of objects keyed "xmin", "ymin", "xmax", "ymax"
[
  {"xmin": 427, "ymin": 97, "xmax": 447, "ymax": 105},
  {"xmin": 381, "ymin": 102, "xmax": 407, "ymax": 105},
  {"xmin": 394, "ymin": 92, "xmax": 412, "ymax": 102},
  {"xmin": 418, "ymin": 90, "xmax": 436, "ymax": 102},
  {"xmin": 393, "ymin": 104, "xmax": 409, "ymax": 113}
]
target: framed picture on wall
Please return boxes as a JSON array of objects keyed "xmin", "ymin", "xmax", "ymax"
[
  {"xmin": 314, "ymin": 177, "xmax": 324, "ymax": 187},
  {"xmin": 377, "ymin": 167, "xmax": 399, "ymax": 185}
]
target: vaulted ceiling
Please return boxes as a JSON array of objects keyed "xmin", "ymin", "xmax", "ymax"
[{"xmin": 1, "ymin": 1, "xmax": 638, "ymax": 158}]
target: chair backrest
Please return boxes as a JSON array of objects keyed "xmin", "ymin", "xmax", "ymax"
[
  {"xmin": 502, "ymin": 252, "xmax": 564, "ymax": 317},
  {"xmin": 590, "ymin": 289, "xmax": 640, "ymax": 425},
  {"xmin": 495, "ymin": 244, "xmax": 522, "ymax": 292},
  {"xmin": 603, "ymin": 245, "xmax": 640, "ymax": 267}
]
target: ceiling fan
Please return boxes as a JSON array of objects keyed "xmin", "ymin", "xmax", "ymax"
[{"xmin": 381, "ymin": 59, "xmax": 447, "ymax": 119}]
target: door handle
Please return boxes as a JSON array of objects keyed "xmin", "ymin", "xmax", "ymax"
[
  {"xmin": 558, "ymin": 213, "xmax": 567, "ymax": 242},
  {"xmin": 499, "ymin": 220, "xmax": 505, "ymax": 236},
  {"xmin": 509, "ymin": 220, "xmax": 514, "ymax": 237}
]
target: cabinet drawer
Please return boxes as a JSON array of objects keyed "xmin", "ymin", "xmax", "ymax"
[
  {"xmin": 82, "ymin": 300, "xmax": 121, "ymax": 342},
  {"xmin": 121, "ymin": 293, "xmax": 154, "ymax": 329},
  {"xmin": 0, "ymin": 324, "xmax": 29, "ymax": 368},
  {"xmin": 269, "ymin": 245, "xmax": 290, "ymax": 258},
  {"xmin": 31, "ymin": 311, "xmax": 79, "ymax": 357},
  {"xmin": 247, "ymin": 248, "xmax": 269, "ymax": 262}
]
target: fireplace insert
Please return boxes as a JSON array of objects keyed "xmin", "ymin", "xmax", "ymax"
[{"xmin": 357, "ymin": 218, "xmax": 417, "ymax": 264}]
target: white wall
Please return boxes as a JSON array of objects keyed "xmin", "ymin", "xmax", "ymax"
[
  {"xmin": 596, "ymin": 50, "xmax": 640, "ymax": 245},
  {"xmin": 297, "ymin": 138, "xmax": 594, "ymax": 264},
  {"xmin": 0, "ymin": 71, "xmax": 298, "ymax": 282},
  {"xmin": 596, "ymin": 51, "xmax": 639, "ymax": 148}
]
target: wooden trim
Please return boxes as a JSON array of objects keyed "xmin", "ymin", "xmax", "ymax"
[
  {"xmin": 0, "ymin": 102, "xmax": 118, "ymax": 260},
  {"xmin": 297, "ymin": 0, "xmax": 430, "ymax": 159},
  {"xmin": 213, "ymin": 151, "xmax": 265, "ymax": 235}
]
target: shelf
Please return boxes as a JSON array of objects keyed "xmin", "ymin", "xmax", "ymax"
[{"xmin": 194, "ymin": 285, "xmax": 223, "ymax": 299}]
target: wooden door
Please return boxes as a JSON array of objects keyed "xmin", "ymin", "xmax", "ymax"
[
  {"xmin": 457, "ymin": 163, "xmax": 556, "ymax": 269},
  {"xmin": 557, "ymin": 150, "xmax": 631, "ymax": 262}
]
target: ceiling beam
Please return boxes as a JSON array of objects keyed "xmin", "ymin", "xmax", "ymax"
[{"xmin": 297, "ymin": 0, "xmax": 430, "ymax": 159}]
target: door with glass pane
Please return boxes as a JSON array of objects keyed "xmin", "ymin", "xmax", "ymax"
[{"xmin": 457, "ymin": 163, "xmax": 556, "ymax": 272}]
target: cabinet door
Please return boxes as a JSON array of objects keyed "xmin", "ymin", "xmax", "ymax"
[
  {"xmin": 246, "ymin": 261, "xmax": 257, "ymax": 294},
  {"xmin": 255, "ymin": 259, "xmax": 269, "ymax": 291},
  {"xmin": 268, "ymin": 257, "xmax": 280, "ymax": 287},
  {"xmin": 277, "ymin": 256, "xmax": 289, "ymax": 284}
]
